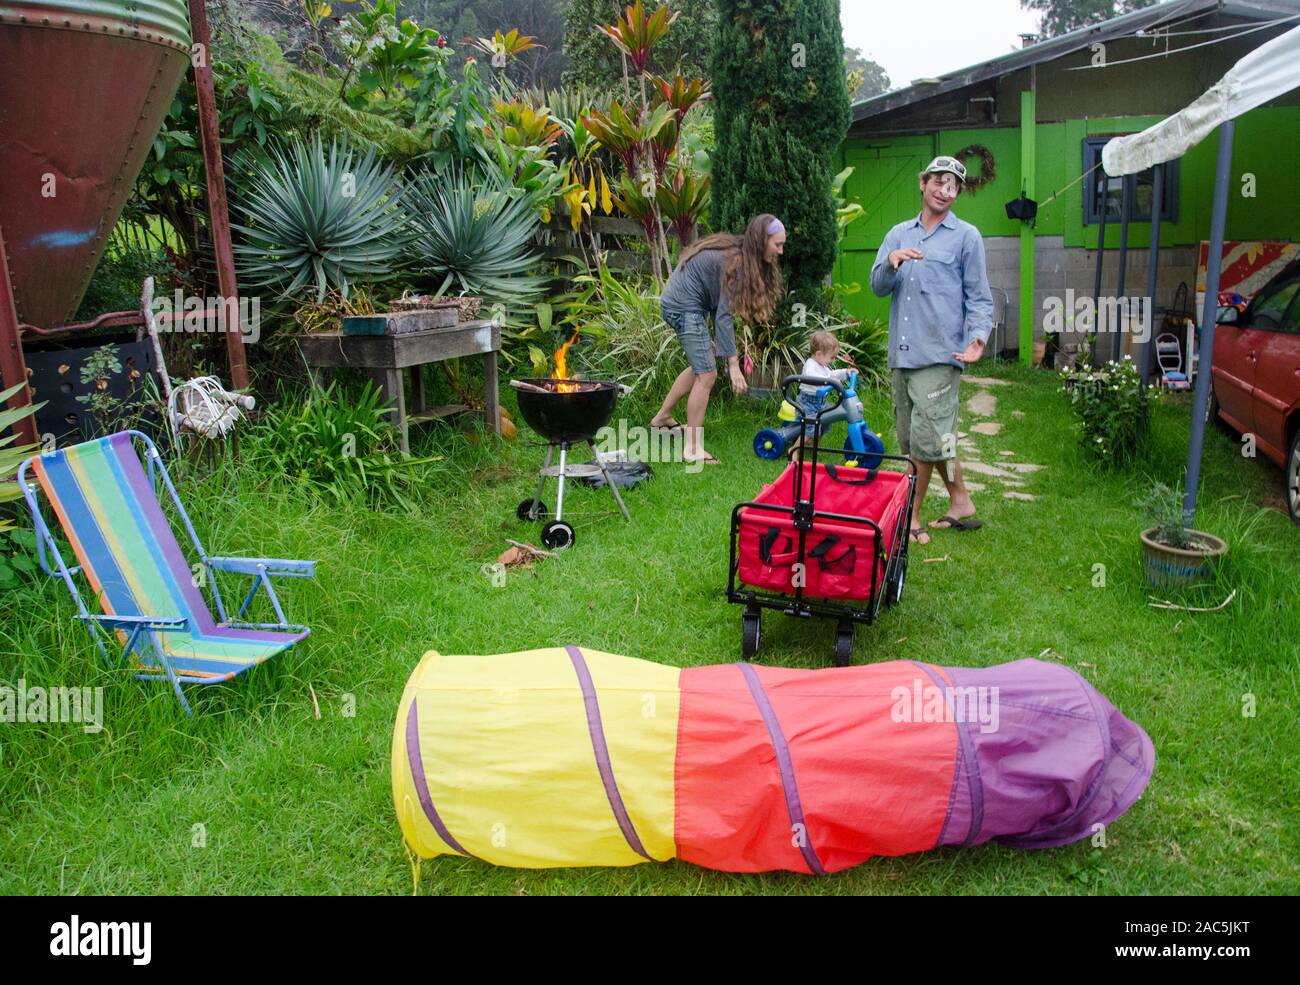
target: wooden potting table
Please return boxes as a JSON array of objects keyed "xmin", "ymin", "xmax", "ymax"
[{"xmin": 297, "ymin": 319, "xmax": 501, "ymax": 454}]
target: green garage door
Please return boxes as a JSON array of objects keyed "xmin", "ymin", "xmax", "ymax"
[{"xmin": 836, "ymin": 136, "xmax": 935, "ymax": 325}]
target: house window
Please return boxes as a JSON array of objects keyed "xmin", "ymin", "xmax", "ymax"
[{"xmin": 1083, "ymin": 137, "xmax": 1178, "ymax": 224}]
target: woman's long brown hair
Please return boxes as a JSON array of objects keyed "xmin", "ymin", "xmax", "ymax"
[{"xmin": 676, "ymin": 213, "xmax": 784, "ymax": 326}]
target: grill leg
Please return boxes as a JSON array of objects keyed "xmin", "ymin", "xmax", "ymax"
[
  {"xmin": 588, "ymin": 439, "xmax": 630, "ymax": 521},
  {"xmin": 532, "ymin": 445, "xmax": 553, "ymax": 516},
  {"xmin": 555, "ymin": 442, "xmax": 567, "ymax": 520}
]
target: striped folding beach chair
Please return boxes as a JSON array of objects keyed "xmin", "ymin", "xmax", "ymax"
[{"xmin": 17, "ymin": 430, "xmax": 315, "ymax": 714}]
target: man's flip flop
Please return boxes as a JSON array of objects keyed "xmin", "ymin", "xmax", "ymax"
[
  {"xmin": 909, "ymin": 527, "xmax": 930, "ymax": 544},
  {"xmin": 650, "ymin": 418, "xmax": 684, "ymax": 432},
  {"xmin": 931, "ymin": 515, "xmax": 983, "ymax": 531},
  {"xmin": 686, "ymin": 454, "xmax": 719, "ymax": 466}
]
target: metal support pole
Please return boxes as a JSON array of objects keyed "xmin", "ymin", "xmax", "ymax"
[
  {"xmin": 1114, "ymin": 178, "xmax": 1131, "ymax": 363},
  {"xmin": 1019, "ymin": 88, "xmax": 1037, "ymax": 365},
  {"xmin": 1140, "ymin": 164, "xmax": 1164, "ymax": 390},
  {"xmin": 188, "ymin": 0, "xmax": 249, "ymax": 390},
  {"xmin": 1184, "ymin": 120, "xmax": 1235, "ymax": 524},
  {"xmin": 1091, "ymin": 170, "xmax": 1108, "ymax": 367},
  {"xmin": 0, "ymin": 225, "xmax": 37, "ymax": 446}
]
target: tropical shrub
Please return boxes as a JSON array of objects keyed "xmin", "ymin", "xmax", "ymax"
[
  {"xmin": 404, "ymin": 166, "xmax": 546, "ymax": 309},
  {"xmin": 246, "ymin": 382, "xmax": 435, "ymax": 510},
  {"xmin": 1060, "ymin": 357, "xmax": 1151, "ymax": 468},
  {"xmin": 233, "ymin": 137, "xmax": 408, "ymax": 302}
]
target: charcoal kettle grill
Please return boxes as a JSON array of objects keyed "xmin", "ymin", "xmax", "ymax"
[{"xmin": 511, "ymin": 379, "xmax": 630, "ymax": 550}]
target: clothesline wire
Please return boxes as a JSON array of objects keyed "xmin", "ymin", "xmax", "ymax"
[
  {"xmin": 1128, "ymin": 12, "xmax": 1299, "ymax": 39},
  {"xmin": 1035, "ymin": 161, "xmax": 1106, "ymax": 211},
  {"xmin": 1064, "ymin": 18, "xmax": 1288, "ymax": 70}
]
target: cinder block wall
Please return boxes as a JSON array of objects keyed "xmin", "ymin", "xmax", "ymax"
[{"xmin": 983, "ymin": 235, "xmax": 1199, "ymax": 355}]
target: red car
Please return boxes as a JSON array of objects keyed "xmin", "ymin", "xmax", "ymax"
[{"xmin": 1209, "ymin": 260, "xmax": 1300, "ymax": 524}]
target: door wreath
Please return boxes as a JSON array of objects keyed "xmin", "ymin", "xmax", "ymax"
[{"xmin": 954, "ymin": 144, "xmax": 996, "ymax": 194}]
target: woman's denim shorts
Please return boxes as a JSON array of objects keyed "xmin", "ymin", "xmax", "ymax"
[{"xmin": 661, "ymin": 304, "xmax": 717, "ymax": 374}]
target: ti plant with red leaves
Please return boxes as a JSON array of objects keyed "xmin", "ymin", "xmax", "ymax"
[
  {"xmin": 656, "ymin": 167, "xmax": 710, "ymax": 246},
  {"xmin": 596, "ymin": 1, "xmax": 678, "ymax": 76},
  {"xmin": 653, "ymin": 74, "xmax": 711, "ymax": 122},
  {"xmin": 579, "ymin": 2, "xmax": 709, "ymax": 284}
]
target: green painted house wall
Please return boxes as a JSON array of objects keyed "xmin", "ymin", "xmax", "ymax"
[{"xmin": 835, "ymin": 105, "xmax": 1300, "ymax": 328}]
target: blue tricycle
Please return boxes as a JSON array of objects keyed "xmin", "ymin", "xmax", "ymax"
[{"xmin": 753, "ymin": 371, "xmax": 886, "ymax": 469}]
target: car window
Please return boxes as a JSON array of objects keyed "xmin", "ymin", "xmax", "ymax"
[{"xmin": 1250, "ymin": 277, "xmax": 1300, "ymax": 330}]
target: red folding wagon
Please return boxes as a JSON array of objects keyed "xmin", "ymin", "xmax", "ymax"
[{"xmin": 728, "ymin": 404, "xmax": 916, "ymax": 666}]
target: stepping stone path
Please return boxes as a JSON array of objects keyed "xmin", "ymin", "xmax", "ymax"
[
  {"xmin": 961, "ymin": 460, "xmax": 1021, "ymax": 480},
  {"xmin": 999, "ymin": 450, "xmax": 1016, "ymax": 457},
  {"xmin": 962, "ymin": 376, "xmax": 1012, "ymax": 387},
  {"xmin": 1001, "ymin": 462, "xmax": 1045, "ymax": 474},
  {"xmin": 967, "ymin": 391, "xmax": 997, "ymax": 416},
  {"xmin": 971, "ymin": 421, "xmax": 1002, "ymax": 436},
  {"xmin": 932, "ymin": 480, "xmax": 986, "ymax": 498},
  {"xmin": 1003, "ymin": 491, "xmax": 1037, "ymax": 501}
]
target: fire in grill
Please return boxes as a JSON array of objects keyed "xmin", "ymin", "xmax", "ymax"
[{"xmin": 512, "ymin": 378, "xmax": 621, "ymax": 444}]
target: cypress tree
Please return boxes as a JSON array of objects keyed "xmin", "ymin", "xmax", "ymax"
[{"xmin": 711, "ymin": 0, "xmax": 850, "ymax": 298}]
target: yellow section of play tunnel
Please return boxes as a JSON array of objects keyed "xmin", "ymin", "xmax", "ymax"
[{"xmin": 392, "ymin": 647, "xmax": 681, "ymax": 869}]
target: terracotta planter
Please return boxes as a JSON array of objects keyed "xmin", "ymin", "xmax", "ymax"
[{"xmin": 1140, "ymin": 526, "xmax": 1228, "ymax": 589}]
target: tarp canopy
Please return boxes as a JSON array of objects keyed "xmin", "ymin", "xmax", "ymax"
[{"xmin": 1103, "ymin": 21, "xmax": 1300, "ymax": 176}]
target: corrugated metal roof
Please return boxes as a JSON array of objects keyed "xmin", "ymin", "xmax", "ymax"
[{"xmin": 852, "ymin": 0, "xmax": 1300, "ymax": 122}]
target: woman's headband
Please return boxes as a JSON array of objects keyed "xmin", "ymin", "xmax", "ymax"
[{"xmin": 766, "ymin": 217, "xmax": 785, "ymax": 236}]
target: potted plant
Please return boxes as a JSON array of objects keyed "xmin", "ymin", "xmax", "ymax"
[{"xmin": 1135, "ymin": 482, "xmax": 1228, "ymax": 589}]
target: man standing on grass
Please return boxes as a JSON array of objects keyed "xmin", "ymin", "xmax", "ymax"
[{"xmin": 870, "ymin": 155, "xmax": 994, "ymax": 546}]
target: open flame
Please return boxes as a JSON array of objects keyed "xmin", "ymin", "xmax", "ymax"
[{"xmin": 553, "ymin": 331, "xmax": 579, "ymax": 392}]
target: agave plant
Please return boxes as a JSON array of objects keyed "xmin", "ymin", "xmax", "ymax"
[
  {"xmin": 233, "ymin": 137, "xmax": 408, "ymax": 303},
  {"xmin": 403, "ymin": 167, "xmax": 546, "ymax": 309}
]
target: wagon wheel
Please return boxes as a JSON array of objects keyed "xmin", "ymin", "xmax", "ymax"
[
  {"xmin": 833, "ymin": 622, "xmax": 855, "ymax": 667},
  {"xmin": 742, "ymin": 607, "xmax": 762, "ymax": 659}
]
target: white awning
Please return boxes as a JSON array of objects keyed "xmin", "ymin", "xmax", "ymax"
[{"xmin": 1103, "ymin": 22, "xmax": 1300, "ymax": 176}]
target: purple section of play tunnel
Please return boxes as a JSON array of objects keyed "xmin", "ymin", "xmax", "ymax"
[{"xmin": 933, "ymin": 659, "xmax": 1156, "ymax": 850}]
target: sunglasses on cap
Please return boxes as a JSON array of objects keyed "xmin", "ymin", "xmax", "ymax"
[{"xmin": 925, "ymin": 156, "xmax": 967, "ymax": 183}]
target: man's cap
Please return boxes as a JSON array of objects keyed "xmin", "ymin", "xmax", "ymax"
[{"xmin": 924, "ymin": 155, "xmax": 967, "ymax": 184}]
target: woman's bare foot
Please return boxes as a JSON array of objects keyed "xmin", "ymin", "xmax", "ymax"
[{"xmin": 684, "ymin": 451, "xmax": 719, "ymax": 465}]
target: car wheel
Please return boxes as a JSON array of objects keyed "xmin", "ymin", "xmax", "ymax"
[
  {"xmin": 1206, "ymin": 383, "xmax": 1232, "ymax": 434},
  {"xmin": 1288, "ymin": 429, "xmax": 1300, "ymax": 526}
]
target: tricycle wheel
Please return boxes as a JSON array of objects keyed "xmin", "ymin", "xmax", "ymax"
[
  {"xmin": 754, "ymin": 429, "xmax": 785, "ymax": 460},
  {"xmin": 833, "ymin": 622, "xmax": 854, "ymax": 667},
  {"xmin": 517, "ymin": 498, "xmax": 548, "ymax": 522},
  {"xmin": 742, "ymin": 609, "xmax": 762, "ymax": 659},
  {"xmin": 540, "ymin": 520, "xmax": 575, "ymax": 550}
]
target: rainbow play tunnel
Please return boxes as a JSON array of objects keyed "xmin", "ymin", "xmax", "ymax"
[{"xmin": 392, "ymin": 647, "xmax": 1154, "ymax": 874}]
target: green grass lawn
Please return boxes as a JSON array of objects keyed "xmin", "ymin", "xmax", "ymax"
[{"xmin": 2, "ymin": 361, "xmax": 1297, "ymax": 895}]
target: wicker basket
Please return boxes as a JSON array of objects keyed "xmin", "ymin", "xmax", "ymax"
[{"xmin": 457, "ymin": 295, "xmax": 483, "ymax": 321}]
